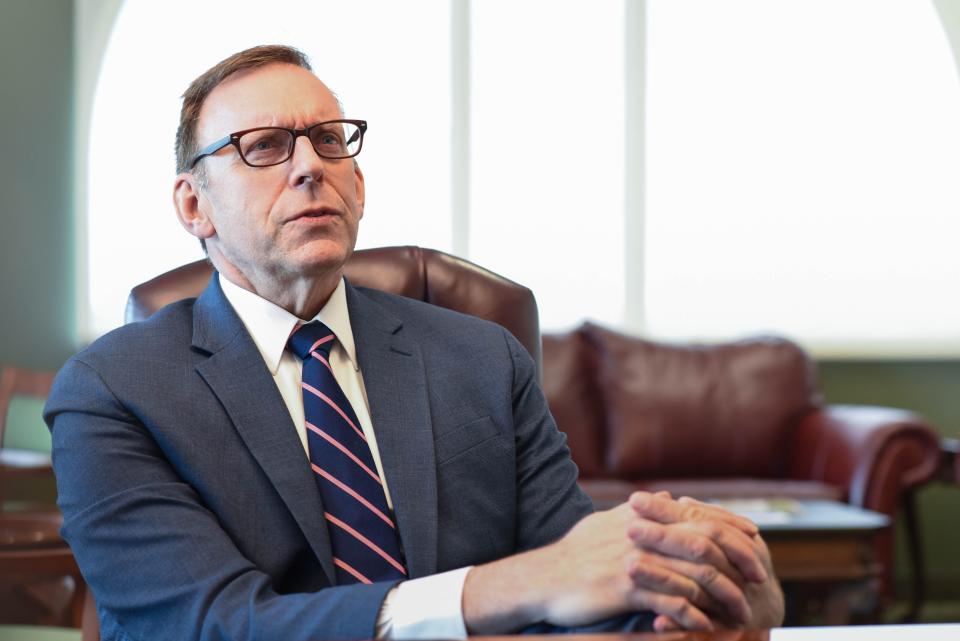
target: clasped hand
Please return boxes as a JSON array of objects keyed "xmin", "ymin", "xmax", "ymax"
[{"xmin": 539, "ymin": 491, "xmax": 784, "ymax": 631}]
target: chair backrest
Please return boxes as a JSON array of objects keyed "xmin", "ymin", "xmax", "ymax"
[
  {"xmin": 125, "ymin": 246, "xmax": 542, "ymax": 376},
  {"xmin": 0, "ymin": 366, "xmax": 55, "ymax": 446}
]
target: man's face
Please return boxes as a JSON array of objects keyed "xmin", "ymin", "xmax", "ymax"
[{"xmin": 184, "ymin": 63, "xmax": 365, "ymax": 294}]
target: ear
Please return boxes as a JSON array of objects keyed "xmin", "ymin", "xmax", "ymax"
[
  {"xmin": 173, "ymin": 172, "xmax": 216, "ymax": 240},
  {"xmin": 353, "ymin": 162, "xmax": 365, "ymax": 220}
]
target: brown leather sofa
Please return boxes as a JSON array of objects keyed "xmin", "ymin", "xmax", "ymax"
[{"xmin": 542, "ymin": 321, "xmax": 942, "ymax": 605}]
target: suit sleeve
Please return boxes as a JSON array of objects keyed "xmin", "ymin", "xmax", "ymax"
[
  {"xmin": 45, "ymin": 357, "xmax": 395, "ymax": 641},
  {"xmin": 503, "ymin": 330, "xmax": 595, "ymax": 551}
]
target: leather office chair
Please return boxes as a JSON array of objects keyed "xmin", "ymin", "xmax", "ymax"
[{"xmin": 125, "ymin": 245, "xmax": 542, "ymax": 377}]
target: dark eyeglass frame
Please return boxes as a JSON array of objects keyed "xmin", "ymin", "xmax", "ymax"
[{"xmin": 189, "ymin": 119, "xmax": 367, "ymax": 169}]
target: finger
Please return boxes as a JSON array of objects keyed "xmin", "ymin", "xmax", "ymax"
[
  {"xmin": 628, "ymin": 520, "xmax": 762, "ymax": 586},
  {"xmin": 677, "ymin": 496, "xmax": 759, "ymax": 537},
  {"xmin": 630, "ymin": 491, "xmax": 758, "ymax": 537},
  {"xmin": 630, "ymin": 517, "xmax": 766, "ymax": 584},
  {"xmin": 636, "ymin": 553, "xmax": 753, "ymax": 625},
  {"xmin": 680, "ymin": 520, "xmax": 767, "ymax": 583},
  {"xmin": 630, "ymin": 590, "xmax": 714, "ymax": 632},
  {"xmin": 653, "ymin": 614, "xmax": 681, "ymax": 632},
  {"xmin": 629, "ymin": 492, "xmax": 681, "ymax": 524},
  {"xmin": 655, "ymin": 615, "xmax": 748, "ymax": 639},
  {"xmin": 627, "ymin": 554, "xmax": 716, "ymax": 614}
]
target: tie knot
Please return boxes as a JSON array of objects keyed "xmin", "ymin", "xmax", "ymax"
[{"xmin": 288, "ymin": 321, "xmax": 337, "ymax": 361}]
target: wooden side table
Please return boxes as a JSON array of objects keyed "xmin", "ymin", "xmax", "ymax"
[{"xmin": 716, "ymin": 499, "xmax": 889, "ymax": 626}]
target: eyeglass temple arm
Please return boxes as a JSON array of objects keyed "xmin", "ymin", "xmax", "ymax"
[{"xmin": 190, "ymin": 134, "xmax": 232, "ymax": 168}]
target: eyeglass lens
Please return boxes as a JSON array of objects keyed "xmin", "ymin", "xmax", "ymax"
[{"xmin": 238, "ymin": 121, "xmax": 362, "ymax": 166}]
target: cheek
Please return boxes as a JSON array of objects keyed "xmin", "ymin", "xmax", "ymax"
[
  {"xmin": 205, "ymin": 188, "xmax": 271, "ymax": 246},
  {"xmin": 222, "ymin": 180, "xmax": 283, "ymax": 227}
]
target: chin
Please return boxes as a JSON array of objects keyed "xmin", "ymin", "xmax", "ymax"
[{"xmin": 294, "ymin": 244, "xmax": 353, "ymax": 278}]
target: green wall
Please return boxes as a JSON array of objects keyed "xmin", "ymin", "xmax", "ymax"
[
  {"xmin": 0, "ymin": 0, "xmax": 75, "ymax": 370},
  {"xmin": 0, "ymin": 0, "xmax": 956, "ymax": 615},
  {"xmin": 820, "ymin": 360, "xmax": 960, "ymax": 604}
]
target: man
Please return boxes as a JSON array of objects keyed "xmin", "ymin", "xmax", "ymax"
[{"xmin": 46, "ymin": 45, "xmax": 783, "ymax": 640}]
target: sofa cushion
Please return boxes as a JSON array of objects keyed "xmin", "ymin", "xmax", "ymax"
[
  {"xmin": 541, "ymin": 330, "xmax": 605, "ymax": 476},
  {"xmin": 583, "ymin": 324, "xmax": 821, "ymax": 479}
]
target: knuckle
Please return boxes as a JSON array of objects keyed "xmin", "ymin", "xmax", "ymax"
[
  {"xmin": 651, "ymin": 568, "xmax": 673, "ymax": 589},
  {"xmin": 688, "ymin": 537, "xmax": 711, "ymax": 560},
  {"xmin": 698, "ymin": 564, "xmax": 720, "ymax": 587},
  {"xmin": 646, "ymin": 523, "xmax": 667, "ymax": 544},
  {"xmin": 686, "ymin": 504, "xmax": 705, "ymax": 520},
  {"xmin": 701, "ymin": 521, "xmax": 723, "ymax": 540}
]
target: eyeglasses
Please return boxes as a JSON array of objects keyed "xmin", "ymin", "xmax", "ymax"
[{"xmin": 189, "ymin": 119, "xmax": 367, "ymax": 169}]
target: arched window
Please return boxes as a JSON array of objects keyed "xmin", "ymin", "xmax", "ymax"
[
  {"xmin": 645, "ymin": 0, "xmax": 960, "ymax": 355},
  {"xmin": 83, "ymin": 0, "xmax": 960, "ymax": 356}
]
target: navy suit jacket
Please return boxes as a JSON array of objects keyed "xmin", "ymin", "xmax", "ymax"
[{"xmin": 45, "ymin": 275, "xmax": 593, "ymax": 641}]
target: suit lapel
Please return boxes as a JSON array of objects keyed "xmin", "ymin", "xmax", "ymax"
[
  {"xmin": 347, "ymin": 283, "xmax": 439, "ymax": 579},
  {"xmin": 191, "ymin": 275, "xmax": 337, "ymax": 584}
]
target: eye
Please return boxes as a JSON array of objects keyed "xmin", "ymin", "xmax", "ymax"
[
  {"xmin": 246, "ymin": 133, "xmax": 283, "ymax": 151},
  {"xmin": 252, "ymin": 138, "xmax": 278, "ymax": 150},
  {"xmin": 239, "ymin": 129, "xmax": 291, "ymax": 161},
  {"xmin": 316, "ymin": 131, "xmax": 343, "ymax": 147}
]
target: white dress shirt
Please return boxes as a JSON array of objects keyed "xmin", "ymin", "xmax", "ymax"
[{"xmin": 219, "ymin": 274, "xmax": 470, "ymax": 640}]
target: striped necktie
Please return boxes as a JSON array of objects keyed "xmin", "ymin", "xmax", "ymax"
[{"xmin": 288, "ymin": 321, "xmax": 407, "ymax": 585}]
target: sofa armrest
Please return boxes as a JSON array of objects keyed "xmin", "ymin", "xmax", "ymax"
[{"xmin": 789, "ymin": 405, "xmax": 941, "ymax": 515}]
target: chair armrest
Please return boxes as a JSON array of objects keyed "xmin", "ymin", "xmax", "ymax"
[{"xmin": 788, "ymin": 405, "xmax": 941, "ymax": 515}]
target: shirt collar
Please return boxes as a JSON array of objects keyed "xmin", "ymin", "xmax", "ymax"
[{"xmin": 219, "ymin": 274, "xmax": 360, "ymax": 374}]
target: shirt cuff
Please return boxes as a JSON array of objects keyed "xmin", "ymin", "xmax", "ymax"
[{"xmin": 376, "ymin": 566, "xmax": 473, "ymax": 640}]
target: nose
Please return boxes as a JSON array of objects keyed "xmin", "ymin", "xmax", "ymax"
[{"xmin": 289, "ymin": 133, "xmax": 325, "ymax": 187}]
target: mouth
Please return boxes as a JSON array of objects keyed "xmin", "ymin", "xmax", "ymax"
[{"xmin": 290, "ymin": 206, "xmax": 342, "ymax": 222}]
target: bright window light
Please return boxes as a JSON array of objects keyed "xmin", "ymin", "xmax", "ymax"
[
  {"xmin": 86, "ymin": 0, "xmax": 960, "ymax": 355},
  {"xmin": 645, "ymin": 0, "xmax": 960, "ymax": 355},
  {"xmin": 86, "ymin": 0, "xmax": 451, "ymax": 338},
  {"xmin": 469, "ymin": 0, "xmax": 625, "ymax": 332}
]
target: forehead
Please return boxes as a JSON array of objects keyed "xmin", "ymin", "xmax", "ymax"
[{"xmin": 196, "ymin": 63, "xmax": 341, "ymax": 142}]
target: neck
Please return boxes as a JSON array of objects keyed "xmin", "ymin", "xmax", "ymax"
[{"xmin": 214, "ymin": 258, "xmax": 341, "ymax": 321}]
